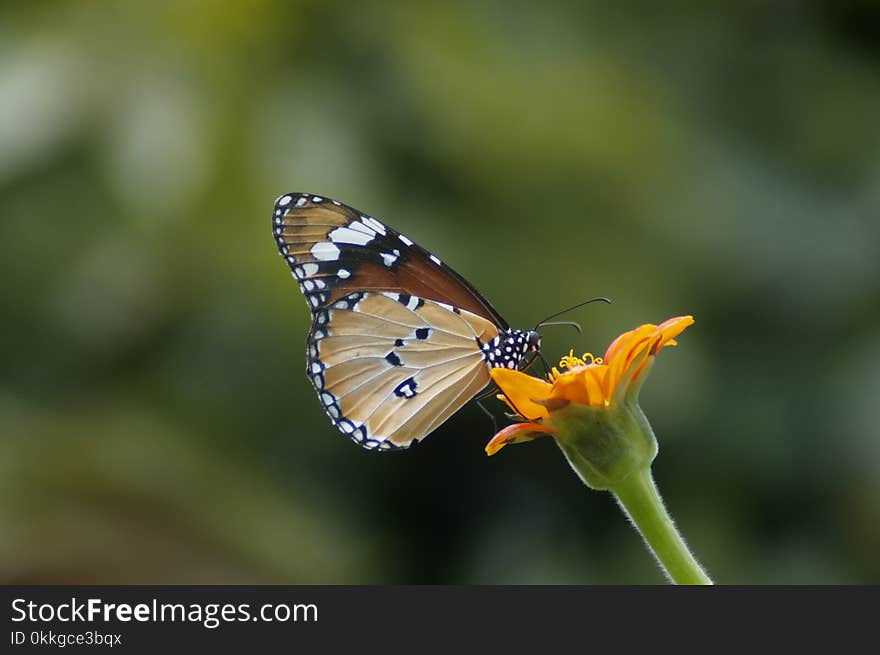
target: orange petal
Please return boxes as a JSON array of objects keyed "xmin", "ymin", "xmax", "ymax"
[
  {"xmin": 628, "ymin": 334, "xmax": 662, "ymax": 387},
  {"xmin": 549, "ymin": 365, "xmax": 607, "ymax": 407},
  {"xmin": 582, "ymin": 365, "xmax": 608, "ymax": 405},
  {"xmin": 551, "ymin": 368, "xmax": 592, "ymax": 405},
  {"xmin": 602, "ymin": 317, "xmax": 695, "ymax": 398},
  {"xmin": 602, "ymin": 332, "xmax": 629, "ymax": 367},
  {"xmin": 653, "ymin": 315, "xmax": 694, "ymax": 353},
  {"xmin": 490, "ymin": 368, "xmax": 553, "ymax": 420},
  {"xmin": 485, "ymin": 422, "xmax": 556, "ymax": 456},
  {"xmin": 604, "ymin": 323, "xmax": 656, "ymax": 365},
  {"xmin": 604, "ymin": 326, "xmax": 655, "ymax": 398}
]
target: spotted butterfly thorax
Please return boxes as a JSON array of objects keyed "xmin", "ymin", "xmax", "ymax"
[{"xmin": 272, "ymin": 193, "xmax": 541, "ymax": 451}]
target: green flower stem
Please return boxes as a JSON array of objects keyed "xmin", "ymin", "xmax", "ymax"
[
  {"xmin": 550, "ymin": 396, "xmax": 711, "ymax": 583},
  {"xmin": 610, "ymin": 468, "xmax": 713, "ymax": 585}
]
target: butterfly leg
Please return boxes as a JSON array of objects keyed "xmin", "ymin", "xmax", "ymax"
[
  {"xmin": 519, "ymin": 351, "xmax": 551, "ymax": 377},
  {"xmin": 536, "ymin": 351, "xmax": 551, "ymax": 376},
  {"xmin": 475, "ymin": 398, "xmax": 498, "ymax": 435},
  {"xmin": 474, "ymin": 384, "xmax": 499, "ymax": 402}
]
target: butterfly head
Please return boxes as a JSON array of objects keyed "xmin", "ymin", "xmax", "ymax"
[
  {"xmin": 526, "ymin": 330, "xmax": 542, "ymax": 353},
  {"xmin": 481, "ymin": 328, "xmax": 542, "ymax": 371}
]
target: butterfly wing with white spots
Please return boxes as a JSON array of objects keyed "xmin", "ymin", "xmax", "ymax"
[
  {"xmin": 272, "ymin": 193, "xmax": 541, "ymax": 450},
  {"xmin": 308, "ymin": 292, "xmax": 500, "ymax": 450}
]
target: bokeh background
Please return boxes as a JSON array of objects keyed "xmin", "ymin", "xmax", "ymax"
[{"xmin": 2, "ymin": 1, "xmax": 879, "ymax": 584}]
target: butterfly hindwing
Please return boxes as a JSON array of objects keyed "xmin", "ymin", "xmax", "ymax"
[{"xmin": 307, "ymin": 291, "xmax": 500, "ymax": 449}]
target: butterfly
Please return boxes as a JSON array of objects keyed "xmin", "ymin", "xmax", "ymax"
[{"xmin": 272, "ymin": 193, "xmax": 542, "ymax": 451}]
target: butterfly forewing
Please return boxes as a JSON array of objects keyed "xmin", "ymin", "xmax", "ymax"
[{"xmin": 272, "ymin": 193, "xmax": 508, "ymax": 327}]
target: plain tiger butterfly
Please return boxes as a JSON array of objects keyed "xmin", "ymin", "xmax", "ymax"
[{"xmin": 272, "ymin": 193, "xmax": 542, "ymax": 451}]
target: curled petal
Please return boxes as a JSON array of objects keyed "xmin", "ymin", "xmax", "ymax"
[
  {"xmin": 654, "ymin": 315, "xmax": 694, "ymax": 352},
  {"xmin": 604, "ymin": 326, "xmax": 654, "ymax": 396},
  {"xmin": 490, "ymin": 368, "xmax": 553, "ymax": 421},
  {"xmin": 603, "ymin": 317, "xmax": 695, "ymax": 399},
  {"xmin": 485, "ymin": 422, "xmax": 557, "ymax": 456},
  {"xmin": 604, "ymin": 323, "xmax": 656, "ymax": 367},
  {"xmin": 617, "ymin": 335, "xmax": 661, "ymax": 403}
]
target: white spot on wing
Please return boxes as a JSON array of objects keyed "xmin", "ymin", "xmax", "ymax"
[
  {"xmin": 295, "ymin": 196, "xmax": 307, "ymax": 207},
  {"xmin": 429, "ymin": 254, "xmax": 442, "ymax": 266},
  {"xmin": 399, "ymin": 234, "xmax": 414, "ymax": 246},
  {"xmin": 312, "ymin": 196, "xmax": 323, "ymax": 202},
  {"xmin": 349, "ymin": 221, "xmax": 377, "ymax": 237},
  {"xmin": 381, "ymin": 252, "xmax": 399, "ymax": 267},
  {"xmin": 338, "ymin": 268, "xmax": 351, "ymax": 279},
  {"xmin": 328, "ymin": 226, "xmax": 374, "ymax": 246},
  {"xmin": 277, "ymin": 195, "xmax": 292, "ymax": 206},
  {"xmin": 311, "ymin": 242, "xmax": 341, "ymax": 261},
  {"xmin": 302, "ymin": 262, "xmax": 319, "ymax": 276},
  {"xmin": 406, "ymin": 296, "xmax": 419, "ymax": 311},
  {"xmin": 362, "ymin": 216, "xmax": 387, "ymax": 235}
]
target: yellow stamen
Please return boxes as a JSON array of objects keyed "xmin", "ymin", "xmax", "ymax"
[{"xmin": 558, "ymin": 350, "xmax": 602, "ymax": 369}]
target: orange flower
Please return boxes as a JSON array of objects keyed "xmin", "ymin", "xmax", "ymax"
[{"xmin": 486, "ymin": 316, "xmax": 694, "ymax": 456}]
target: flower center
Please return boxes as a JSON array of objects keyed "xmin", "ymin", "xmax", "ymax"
[
  {"xmin": 558, "ymin": 349, "xmax": 604, "ymax": 369},
  {"xmin": 547, "ymin": 349, "xmax": 605, "ymax": 382}
]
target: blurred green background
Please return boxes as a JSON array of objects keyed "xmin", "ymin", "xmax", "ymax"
[{"xmin": 2, "ymin": 0, "xmax": 879, "ymax": 584}]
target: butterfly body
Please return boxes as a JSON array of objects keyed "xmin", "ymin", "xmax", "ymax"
[{"xmin": 272, "ymin": 193, "xmax": 540, "ymax": 450}]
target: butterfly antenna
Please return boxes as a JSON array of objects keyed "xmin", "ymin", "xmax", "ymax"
[
  {"xmin": 533, "ymin": 296, "xmax": 611, "ymax": 330},
  {"xmin": 536, "ymin": 320, "xmax": 582, "ymax": 333}
]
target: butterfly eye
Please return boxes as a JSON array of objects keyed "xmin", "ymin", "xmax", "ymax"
[{"xmin": 526, "ymin": 331, "xmax": 542, "ymax": 352}]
